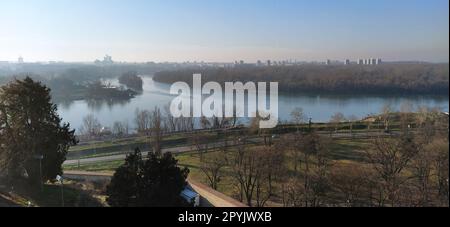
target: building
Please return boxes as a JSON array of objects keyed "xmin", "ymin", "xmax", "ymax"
[
  {"xmin": 345, "ymin": 59, "xmax": 351, "ymax": 65},
  {"xmin": 181, "ymin": 188, "xmax": 200, "ymax": 207},
  {"xmin": 18, "ymin": 56, "xmax": 24, "ymax": 64},
  {"xmin": 95, "ymin": 55, "xmax": 114, "ymax": 64},
  {"xmin": 326, "ymin": 59, "xmax": 331, "ymax": 65},
  {"xmin": 377, "ymin": 58, "xmax": 382, "ymax": 65},
  {"xmin": 357, "ymin": 58, "xmax": 383, "ymax": 65}
]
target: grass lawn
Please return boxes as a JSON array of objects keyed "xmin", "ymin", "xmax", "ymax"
[{"xmin": 63, "ymin": 137, "xmax": 375, "ymax": 204}]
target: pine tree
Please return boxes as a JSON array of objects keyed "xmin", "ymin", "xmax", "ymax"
[
  {"xmin": 106, "ymin": 148, "xmax": 191, "ymax": 207},
  {"xmin": 0, "ymin": 77, "xmax": 77, "ymax": 187}
]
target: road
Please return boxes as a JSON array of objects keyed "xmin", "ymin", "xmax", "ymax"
[
  {"xmin": 64, "ymin": 130, "xmax": 399, "ymax": 166},
  {"xmin": 64, "ymin": 145, "xmax": 193, "ymax": 165},
  {"xmin": 64, "ymin": 139, "xmax": 258, "ymax": 166}
]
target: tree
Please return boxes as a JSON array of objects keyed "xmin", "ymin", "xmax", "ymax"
[
  {"xmin": 80, "ymin": 114, "xmax": 102, "ymax": 138},
  {"xmin": 365, "ymin": 135, "xmax": 419, "ymax": 206},
  {"xmin": 330, "ymin": 164, "xmax": 371, "ymax": 207},
  {"xmin": 200, "ymin": 116, "xmax": 211, "ymax": 129},
  {"xmin": 279, "ymin": 134, "xmax": 302, "ymax": 173},
  {"xmin": 330, "ymin": 112, "xmax": 345, "ymax": 135},
  {"xmin": 112, "ymin": 121, "xmax": 129, "ymax": 137},
  {"xmin": 0, "ymin": 77, "xmax": 77, "ymax": 187},
  {"xmin": 135, "ymin": 108, "xmax": 151, "ymax": 134},
  {"xmin": 190, "ymin": 132, "xmax": 212, "ymax": 161},
  {"xmin": 106, "ymin": 148, "xmax": 191, "ymax": 207},
  {"xmin": 150, "ymin": 107, "xmax": 164, "ymax": 154},
  {"xmin": 297, "ymin": 132, "xmax": 332, "ymax": 207},
  {"xmin": 164, "ymin": 104, "xmax": 177, "ymax": 133},
  {"xmin": 381, "ymin": 103, "xmax": 393, "ymax": 133},
  {"xmin": 200, "ymin": 152, "xmax": 227, "ymax": 190},
  {"xmin": 399, "ymin": 102, "xmax": 413, "ymax": 133},
  {"xmin": 106, "ymin": 149, "xmax": 142, "ymax": 207},
  {"xmin": 119, "ymin": 71, "xmax": 143, "ymax": 91},
  {"xmin": 429, "ymin": 138, "xmax": 449, "ymax": 206},
  {"xmin": 228, "ymin": 146, "xmax": 262, "ymax": 207},
  {"xmin": 347, "ymin": 115, "xmax": 359, "ymax": 136},
  {"xmin": 290, "ymin": 107, "xmax": 307, "ymax": 132},
  {"xmin": 254, "ymin": 146, "xmax": 285, "ymax": 207}
]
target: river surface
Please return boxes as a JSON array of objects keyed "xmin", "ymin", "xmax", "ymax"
[{"xmin": 57, "ymin": 76, "xmax": 449, "ymax": 132}]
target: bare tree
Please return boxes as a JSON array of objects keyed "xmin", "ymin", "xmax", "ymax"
[
  {"xmin": 282, "ymin": 178, "xmax": 304, "ymax": 207},
  {"xmin": 410, "ymin": 142, "xmax": 434, "ymax": 206},
  {"xmin": 228, "ymin": 146, "xmax": 268, "ymax": 207},
  {"xmin": 80, "ymin": 114, "xmax": 102, "ymax": 138},
  {"xmin": 200, "ymin": 152, "xmax": 227, "ymax": 190},
  {"xmin": 112, "ymin": 121, "xmax": 128, "ymax": 137},
  {"xmin": 280, "ymin": 132, "xmax": 332, "ymax": 207},
  {"xmin": 399, "ymin": 101, "xmax": 414, "ymax": 133},
  {"xmin": 429, "ymin": 138, "xmax": 449, "ymax": 206},
  {"xmin": 163, "ymin": 104, "xmax": 177, "ymax": 133},
  {"xmin": 364, "ymin": 136, "xmax": 419, "ymax": 206},
  {"xmin": 291, "ymin": 107, "xmax": 307, "ymax": 132},
  {"xmin": 200, "ymin": 116, "xmax": 211, "ymax": 130},
  {"xmin": 307, "ymin": 136, "xmax": 332, "ymax": 207},
  {"xmin": 347, "ymin": 115, "xmax": 359, "ymax": 137},
  {"xmin": 254, "ymin": 146, "xmax": 285, "ymax": 207},
  {"xmin": 330, "ymin": 112, "xmax": 345, "ymax": 135},
  {"xmin": 381, "ymin": 103, "xmax": 393, "ymax": 133},
  {"xmin": 190, "ymin": 132, "xmax": 212, "ymax": 161},
  {"xmin": 150, "ymin": 107, "xmax": 164, "ymax": 154},
  {"xmin": 416, "ymin": 106, "xmax": 442, "ymax": 143},
  {"xmin": 279, "ymin": 134, "xmax": 302, "ymax": 173},
  {"xmin": 134, "ymin": 108, "xmax": 151, "ymax": 134},
  {"xmin": 330, "ymin": 164, "xmax": 371, "ymax": 207}
]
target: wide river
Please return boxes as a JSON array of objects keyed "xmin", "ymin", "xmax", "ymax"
[{"xmin": 57, "ymin": 76, "xmax": 449, "ymax": 132}]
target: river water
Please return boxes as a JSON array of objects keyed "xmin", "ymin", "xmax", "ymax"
[{"xmin": 57, "ymin": 76, "xmax": 449, "ymax": 132}]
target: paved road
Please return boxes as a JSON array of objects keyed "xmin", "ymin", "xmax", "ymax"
[
  {"xmin": 64, "ymin": 131, "xmax": 397, "ymax": 166},
  {"xmin": 64, "ymin": 144, "xmax": 193, "ymax": 165},
  {"xmin": 64, "ymin": 139, "xmax": 254, "ymax": 166}
]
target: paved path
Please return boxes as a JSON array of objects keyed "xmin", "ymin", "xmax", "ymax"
[
  {"xmin": 188, "ymin": 179, "xmax": 248, "ymax": 207},
  {"xmin": 64, "ymin": 131, "xmax": 397, "ymax": 166},
  {"xmin": 64, "ymin": 139, "xmax": 259, "ymax": 166},
  {"xmin": 0, "ymin": 194, "xmax": 19, "ymax": 207},
  {"xmin": 63, "ymin": 171, "xmax": 246, "ymax": 207}
]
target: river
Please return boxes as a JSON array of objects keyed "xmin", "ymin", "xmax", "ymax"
[{"xmin": 57, "ymin": 76, "xmax": 449, "ymax": 132}]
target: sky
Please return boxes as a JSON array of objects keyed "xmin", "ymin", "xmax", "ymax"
[{"xmin": 0, "ymin": 0, "xmax": 448, "ymax": 63}]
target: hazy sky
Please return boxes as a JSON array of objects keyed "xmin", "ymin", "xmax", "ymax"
[{"xmin": 0, "ymin": 0, "xmax": 448, "ymax": 62}]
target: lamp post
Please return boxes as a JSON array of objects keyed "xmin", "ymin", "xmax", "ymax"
[
  {"xmin": 56, "ymin": 175, "xmax": 64, "ymax": 207},
  {"xmin": 33, "ymin": 154, "xmax": 44, "ymax": 192}
]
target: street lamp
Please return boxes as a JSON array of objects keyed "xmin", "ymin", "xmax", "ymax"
[
  {"xmin": 56, "ymin": 175, "xmax": 64, "ymax": 207},
  {"xmin": 33, "ymin": 154, "xmax": 44, "ymax": 192}
]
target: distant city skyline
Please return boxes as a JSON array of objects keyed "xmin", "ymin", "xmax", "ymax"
[{"xmin": 0, "ymin": 0, "xmax": 448, "ymax": 63}]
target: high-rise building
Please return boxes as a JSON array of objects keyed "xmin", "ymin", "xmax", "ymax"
[
  {"xmin": 18, "ymin": 56, "xmax": 24, "ymax": 64},
  {"xmin": 345, "ymin": 59, "xmax": 351, "ymax": 65}
]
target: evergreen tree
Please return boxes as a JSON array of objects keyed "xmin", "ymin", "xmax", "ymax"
[
  {"xmin": 0, "ymin": 77, "xmax": 77, "ymax": 186},
  {"xmin": 106, "ymin": 148, "xmax": 191, "ymax": 207}
]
